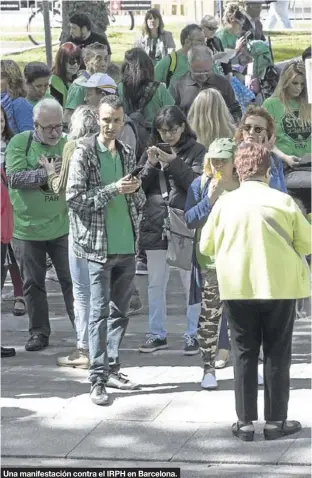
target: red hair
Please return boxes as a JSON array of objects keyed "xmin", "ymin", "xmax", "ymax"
[
  {"xmin": 234, "ymin": 142, "xmax": 271, "ymax": 182},
  {"xmin": 54, "ymin": 42, "xmax": 82, "ymax": 83}
]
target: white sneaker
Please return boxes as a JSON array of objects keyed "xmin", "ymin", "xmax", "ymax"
[
  {"xmin": 258, "ymin": 373, "xmax": 263, "ymax": 386},
  {"xmin": 201, "ymin": 371, "xmax": 218, "ymax": 390},
  {"xmin": 2, "ymin": 290, "xmax": 14, "ymax": 301},
  {"xmin": 215, "ymin": 349, "xmax": 229, "ymax": 369}
]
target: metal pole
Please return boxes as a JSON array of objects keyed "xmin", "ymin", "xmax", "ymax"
[{"xmin": 42, "ymin": 0, "xmax": 53, "ymax": 68}]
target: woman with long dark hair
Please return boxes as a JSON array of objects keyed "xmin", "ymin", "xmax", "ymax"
[
  {"xmin": 118, "ymin": 48, "xmax": 174, "ymax": 130},
  {"xmin": 1, "ymin": 105, "xmax": 26, "ymax": 319},
  {"xmin": 49, "ymin": 42, "xmax": 82, "ymax": 107},
  {"xmin": 137, "ymin": 105, "xmax": 206, "ymax": 355},
  {"xmin": 135, "ymin": 8, "xmax": 175, "ymax": 64}
]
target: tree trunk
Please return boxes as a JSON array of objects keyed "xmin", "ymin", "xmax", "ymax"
[{"xmin": 60, "ymin": 0, "xmax": 109, "ymax": 43}]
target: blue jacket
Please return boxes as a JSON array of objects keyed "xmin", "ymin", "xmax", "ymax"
[
  {"xmin": 184, "ymin": 157, "xmax": 287, "ymax": 305},
  {"xmin": 1, "ymin": 93, "xmax": 33, "ymax": 134}
]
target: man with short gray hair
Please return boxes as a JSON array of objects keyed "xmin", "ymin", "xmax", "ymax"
[
  {"xmin": 169, "ymin": 45, "xmax": 242, "ymax": 123},
  {"xmin": 5, "ymin": 98, "xmax": 74, "ymax": 352}
]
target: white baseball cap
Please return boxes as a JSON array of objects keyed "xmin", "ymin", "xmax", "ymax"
[{"xmin": 82, "ymin": 73, "xmax": 117, "ymax": 94}]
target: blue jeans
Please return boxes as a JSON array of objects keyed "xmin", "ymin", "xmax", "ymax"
[
  {"xmin": 71, "ymin": 254, "xmax": 135, "ymax": 384},
  {"xmin": 69, "ymin": 251, "xmax": 89, "ymax": 350},
  {"xmin": 146, "ymin": 249, "xmax": 201, "ymax": 340}
]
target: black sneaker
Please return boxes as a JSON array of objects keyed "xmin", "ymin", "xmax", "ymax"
[
  {"xmin": 139, "ymin": 336, "xmax": 168, "ymax": 353},
  {"xmin": 1, "ymin": 346, "xmax": 16, "ymax": 358},
  {"xmin": 90, "ymin": 382, "xmax": 110, "ymax": 406},
  {"xmin": 136, "ymin": 261, "xmax": 148, "ymax": 275},
  {"xmin": 25, "ymin": 334, "xmax": 49, "ymax": 351},
  {"xmin": 107, "ymin": 372, "xmax": 140, "ymax": 390},
  {"xmin": 184, "ymin": 336, "xmax": 199, "ymax": 356}
]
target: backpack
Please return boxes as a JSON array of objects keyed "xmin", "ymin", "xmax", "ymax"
[
  {"xmin": 1, "ymin": 168, "xmax": 13, "ymax": 244},
  {"xmin": 165, "ymin": 51, "xmax": 178, "ymax": 88},
  {"xmin": 127, "ymin": 81, "xmax": 159, "ymax": 160}
]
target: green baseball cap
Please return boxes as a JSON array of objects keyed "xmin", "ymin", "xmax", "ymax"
[{"xmin": 207, "ymin": 138, "xmax": 235, "ymax": 160}]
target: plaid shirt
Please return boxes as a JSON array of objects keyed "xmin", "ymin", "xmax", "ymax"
[{"xmin": 66, "ymin": 134, "xmax": 145, "ymax": 264}]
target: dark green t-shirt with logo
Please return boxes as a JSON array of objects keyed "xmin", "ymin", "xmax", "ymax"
[
  {"xmin": 5, "ymin": 132, "xmax": 69, "ymax": 241},
  {"xmin": 263, "ymin": 97, "xmax": 311, "ymax": 158}
]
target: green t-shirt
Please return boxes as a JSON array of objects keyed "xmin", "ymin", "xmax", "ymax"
[
  {"xmin": 263, "ymin": 97, "xmax": 312, "ymax": 158},
  {"xmin": 154, "ymin": 51, "xmax": 188, "ymax": 87},
  {"xmin": 117, "ymin": 82, "xmax": 174, "ymax": 129},
  {"xmin": 96, "ymin": 139, "xmax": 135, "ymax": 255},
  {"xmin": 27, "ymin": 91, "xmax": 53, "ymax": 107},
  {"xmin": 5, "ymin": 132, "xmax": 69, "ymax": 241},
  {"xmin": 64, "ymin": 76, "xmax": 86, "ymax": 110},
  {"xmin": 215, "ymin": 28, "xmax": 238, "ymax": 49}
]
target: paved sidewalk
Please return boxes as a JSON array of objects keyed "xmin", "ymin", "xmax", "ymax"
[{"xmin": 1, "ymin": 271, "xmax": 311, "ymax": 476}]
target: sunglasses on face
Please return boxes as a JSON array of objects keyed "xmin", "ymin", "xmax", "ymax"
[
  {"xmin": 67, "ymin": 57, "xmax": 80, "ymax": 66},
  {"xmin": 243, "ymin": 124, "xmax": 267, "ymax": 134}
]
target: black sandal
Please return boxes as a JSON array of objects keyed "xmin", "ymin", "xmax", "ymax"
[
  {"xmin": 13, "ymin": 297, "xmax": 26, "ymax": 316},
  {"xmin": 232, "ymin": 421, "xmax": 255, "ymax": 442},
  {"xmin": 264, "ymin": 420, "xmax": 302, "ymax": 440}
]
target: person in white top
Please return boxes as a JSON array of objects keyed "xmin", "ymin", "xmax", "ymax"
[{"xmin": 265, "ymin": 0, "xmax": 292, "ymax": 30}]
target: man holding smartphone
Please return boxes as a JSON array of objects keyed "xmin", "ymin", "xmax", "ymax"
[{"xmin": 66, "ymin": 95, "xmax": 145, "ymax": 406}]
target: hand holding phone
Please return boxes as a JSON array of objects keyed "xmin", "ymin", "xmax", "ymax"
[
  {"xmin": 128, "ymin": 166, "xmax": 143, "ymax": 178},
  {"xmin": 157, "ymin": 143, "xmax": 172, "ymax": 154}
]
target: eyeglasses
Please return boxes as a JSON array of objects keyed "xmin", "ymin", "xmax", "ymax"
[
  {"xmin": 67, "ymin": 57, "xmax": 80, "ymax": 66},
  {"xmin": 202, "ymin": 25, "xmax": 218, "ymax": 31},
  {"xmin": 243, "ymin": 124, "xmax": 267, "ymax": 134},
  {"xmin": 36, "ymin": 123, "xmax": 63, "ymax": 134},
  {"xmin": 158, "ymin": 127, "xmax": 179, "ymax": 136}
]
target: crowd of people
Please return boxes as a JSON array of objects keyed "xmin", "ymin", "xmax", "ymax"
[{"xmin": 1, "ymin": 1, "xmax": 311, "ymax": 442}]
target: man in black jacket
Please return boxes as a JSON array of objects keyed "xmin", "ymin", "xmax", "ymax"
[
  {"xmin": 169, "ymin": 46, "xmax": 242, "ymax": 124},
  {"xmin": 242, "ymin": 1, "xmax": 266, "ymax": 41},
  {"xmin": 63, "ymin": 13, "xmax": 111, "ymax": 60}
]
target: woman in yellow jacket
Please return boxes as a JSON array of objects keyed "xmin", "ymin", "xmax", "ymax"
[{"xmin": 200, "ymin": 142, "xmax": 311, "ymax": 442}]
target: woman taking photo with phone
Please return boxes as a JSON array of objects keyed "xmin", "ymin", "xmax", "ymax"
[{"xmin": 138, "ymin": 105, "xmax": 206, "ymax": 355}]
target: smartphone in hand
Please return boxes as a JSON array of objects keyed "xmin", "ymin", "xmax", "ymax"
[
  {"xmin": 157, "ymin": 143, "xmax": 172, "ymax": 154},
  {"xmin": 128, "ymin": 166, "xmax": 143, "ymax": 179}
]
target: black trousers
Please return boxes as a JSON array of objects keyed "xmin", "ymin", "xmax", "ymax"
[
  {"xmin": 224, "ymin": 299, "xmax": 296, "ymax": 423},
  {"xmin": 13, "ymin": 235, "xmax": 74, "ymax": 338}
]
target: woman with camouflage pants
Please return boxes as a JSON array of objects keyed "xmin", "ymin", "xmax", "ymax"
[{"xmin": 185, "ymin": 138, "xmax": 237, "ymax": 389}]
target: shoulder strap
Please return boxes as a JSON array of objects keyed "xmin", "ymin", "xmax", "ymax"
[
  {"xmin": 25, "ymin": 132, "xmax": 34, "ymax": 157},
  {"xmin": 200, "ymin": 174, "xmax": 208, "ymax": 195},
  {"xmin": 138, "ymin": 81, "xmax": 160, "ymax": 113},
  {"xmin": 159, "ymin": 169, "xmax": 169, "ymax": 204},
  {"xmin": 166, "ymin": 51, "xmax": 177, "ymax": 88}
]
